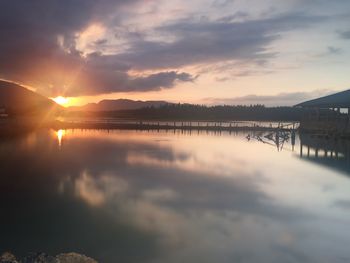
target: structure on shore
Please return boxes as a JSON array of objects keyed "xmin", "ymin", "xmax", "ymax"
[{"xmin": 295, "ymin": 90, "xmax": 350, "ymax": 137}]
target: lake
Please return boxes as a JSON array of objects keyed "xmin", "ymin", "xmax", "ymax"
[{"xmin": 1, "ymin": 128, "xmax": 350, "ymax": 263}]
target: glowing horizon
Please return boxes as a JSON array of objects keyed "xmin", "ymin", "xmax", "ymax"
[{"xmin": 52, "ymin": 96, "xmax": 70, "ymax": 107}]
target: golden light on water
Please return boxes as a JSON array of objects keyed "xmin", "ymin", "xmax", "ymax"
[
  {"xmin": 53, "ymin": 96, "xmax": 69, "ymax": 106},
  {"xmin": 56, "ymin": 129, "xmax": 65, "ymax": 148}
]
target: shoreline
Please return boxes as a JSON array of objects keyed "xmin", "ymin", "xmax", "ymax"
[
  {"xmin": 0, "ymin": 119, "xmax": 299, "ymax": 137},
  {"xmin": 53, "ymin": 118, "xmax": 299, "ymax": 132}
]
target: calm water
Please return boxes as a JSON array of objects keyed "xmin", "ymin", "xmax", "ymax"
[{"xmin": 1, "ymin": 129, "xmax": 350, "ymax": 263}]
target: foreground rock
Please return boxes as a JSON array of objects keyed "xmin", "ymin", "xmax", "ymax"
[
  {"xmin": 0, "ymin": 252, "xmax": 98, "ymax": 263},
  {"xmin": 0, "ymin": 252, "xmax": 19, "ymax": 263},
  {"xmin": 22, "ymin": 253, "xmax": 58, "ymax": 263},
  {"xmin": 56, "ymin": 253, "xmax": 97, "ymax": 263}
]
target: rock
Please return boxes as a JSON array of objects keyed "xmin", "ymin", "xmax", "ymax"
[
  {"xmin": 56, "ymin": 253, "xmax": 98, "ymax": 263},
  {"xmin": 21, "ymin": 252, "xmax": 58, "ymax": 263},
  {"xmin": 0, "ymin": 252, "xmax": 98, "ymax": 263},
  {"xmin": 0, "ymin": 252, "xmax": 19, "ymax": 263}
]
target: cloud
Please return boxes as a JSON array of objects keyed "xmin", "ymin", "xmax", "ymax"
[
  {"xmin": 314, "ymin": 46, "xmax": 344, "ymax": 58},
  {"xmin": 212, "ymin": 0, "xmax": 235, "ymax": 8},
  {"xmin": 333, "ymin": 199, "xmax": 350, "ymax": 210},
  {"xmin": 63, "ymin": 69, "xmax": 195, "ymax": 96},
  {"xmin": 0, "ymin": 0, "xmax": 194, "ymax": 97},
  {"xmin": 0, "ymin": 1, "xmax": 331, "ymax": 97},
  {"xmin": 338, "ymin": 30, "xmax": 350, "ymax": 39},
  {"xmin": 203, "ymin": 89, "xmax": 335, "ymax": 106},
  {"xmin": 114, "ymin": 13, "xmax": 326, "ymax": 70},
  {"xmin": 327, "ymin": 46, "xmax": 342, "ymax": 55}
]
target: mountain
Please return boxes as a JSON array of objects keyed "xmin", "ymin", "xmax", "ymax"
[
  {"xmin": 68, "ymin": 99, "xmax": 170, "ymax": 112},
  {"xmin": 0, "ymin": 80, "xmax": 61, "ymax": 116}
]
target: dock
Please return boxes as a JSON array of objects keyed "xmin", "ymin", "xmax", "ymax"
[
  {"xmin": 53, "ymin": 120, "xmax": 299, "ymax": 133},
  {"xmin": 296, "ymin": 89, "xmax": 350, "ymax": 138}
]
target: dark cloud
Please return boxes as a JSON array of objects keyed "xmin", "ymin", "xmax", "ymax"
[
  {"xmin": 338, "ymin": 30, "xmax": 350, "ymax": 39},
  {"xmin": 0, "ymin": 0, "xmax": 194, "ymax": 97},
  {"xmin": 217, "ymin": 12, "xmax": 250, "ymax": 23},
  {"xmin": 114, "ymin": 13, "xmax": 326, "ymax": 70},
  {"xmin": 327, "ymin": 46, "xmax": 342, "ymax": 55},
  {"xmin": 333, "ymin": 199, "xmax": 350, "ymax": 210},
  {"xmin": 94, "ymin": 39, "xmax": 108, "ymax": 45},
  {"xmin": 64, "ymin": 69, "xmax": 195, "ymax": 96},
  {"xmin": 0, "ymin": 0, "xmax": 125, "ymax": 67}
]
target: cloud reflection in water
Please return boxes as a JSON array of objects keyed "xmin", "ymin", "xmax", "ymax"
[{"xmin": 0, "ymin": 129, "xmax": 350, "ymax": 263}]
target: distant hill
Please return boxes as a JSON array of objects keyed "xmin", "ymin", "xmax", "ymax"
[
  {"xmin": 68, "ymin": 99, "xmax": 170, "ymax": 112},
  {"xmin": 0, "ymin": 80, "xmax": 61, "ymax": 116},
  {"xmin": 81, "ymin": 103, "xmax": 311, "ymax": 121}
]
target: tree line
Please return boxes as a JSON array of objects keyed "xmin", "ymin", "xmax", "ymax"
[{"xmin": 68, "ymin": 103, "xmax": 313, "ymax": 121}]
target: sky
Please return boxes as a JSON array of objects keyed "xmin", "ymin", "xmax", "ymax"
[{"xmin": 0, "ymin": 0, "xmax": 349, "ymax": 106}]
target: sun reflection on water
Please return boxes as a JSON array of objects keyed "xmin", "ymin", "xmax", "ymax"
[{"xmin": 56, "ymin": 129, "xmax": 65, "ymax": 148}]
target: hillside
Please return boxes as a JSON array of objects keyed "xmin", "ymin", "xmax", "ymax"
[
  {"xmin": 0, "ymin": 80, "xmax": 61, "ymax": 116},
  {"xmin": 66, "ymin": 103, "xmax": 311, "ymax": 122}
]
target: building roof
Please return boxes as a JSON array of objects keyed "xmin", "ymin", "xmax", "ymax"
[{"xmin": 295, "ymin": 89, "xmax": 350, "ymax": 108}]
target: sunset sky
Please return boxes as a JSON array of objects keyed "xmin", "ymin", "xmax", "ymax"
[{"xmin": 0, "ymin": 0, "xmax": 349, "ymax": 106}]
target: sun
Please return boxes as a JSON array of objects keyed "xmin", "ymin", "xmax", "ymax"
[{"xmin": 53, "ymin": 96, "xmax": 69, "ymax": 106}]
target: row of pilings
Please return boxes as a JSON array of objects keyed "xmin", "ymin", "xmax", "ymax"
[{"xmin": 54, "ymin": 120, "xmax": 298, "ymax": 133}]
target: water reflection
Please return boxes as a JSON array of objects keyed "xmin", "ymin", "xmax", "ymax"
[
  {"xmin": 246, "ymin": 130, "xmax": 296, "ymax": 152},
  {"xmin": 0, "ymin": 129, "xmax": 350, "ymax": 263},
  {"xmin": 300, "ymin": 133, "xmax": 350, "ymax": 176},
  {"xmin": 56, "ymin": 129, "xmax": 65, "ymax": 148},
  {"xmin": 249, "ymin": 130, "xmax": 350, "ymax": 176}
]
